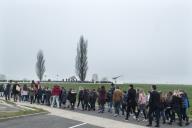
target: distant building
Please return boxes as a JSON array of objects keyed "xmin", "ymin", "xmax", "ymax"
[{"xmin": 68, "ymin": 76, "xmax": 78, "ymax": 82}]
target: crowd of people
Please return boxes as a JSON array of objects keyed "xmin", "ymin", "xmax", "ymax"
[{"xmin": 0, "ymin": 80, "xmax": 190, "ymax": 127}]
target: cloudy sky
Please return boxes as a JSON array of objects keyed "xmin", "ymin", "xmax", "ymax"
[{"xmin": 0, "ymin": 0, "xmax": 192, "ymax": 84}]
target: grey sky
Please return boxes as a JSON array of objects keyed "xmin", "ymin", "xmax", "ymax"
[{"xmin": 0, "ymin": 0, "xmax": 192, "ymax": 84}]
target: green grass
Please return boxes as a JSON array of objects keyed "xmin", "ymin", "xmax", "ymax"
[
  {"xmin": 2, "ymin": 100, "xmax": 17, "ymax": 106},
  {"xmin": 0, "ymin": 105, "xmax": 48, "ymax": 119}
]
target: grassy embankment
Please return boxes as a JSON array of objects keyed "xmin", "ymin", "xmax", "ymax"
[{"xmin": 0, "ymin": 100, "xmax": 48, "ymax": 119}]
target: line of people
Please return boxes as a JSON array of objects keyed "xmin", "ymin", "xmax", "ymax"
[{"xmin": 0, "ymin": 81, "xmax": 190, "ymax": 127}]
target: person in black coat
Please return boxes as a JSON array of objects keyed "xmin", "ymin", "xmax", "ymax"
[
  {"xmin": 5, "ymin": 80, "xmax": 12, "ymax": 101},
  {"xmin": 89, "ymin": 89, "xmax": 98, "ymax": 111},
  {"xmin": 37, "ymin": 86, "xmax": 43, "ymax": 104},
  {"xmin": 0, "ymin": 84, "xmax": 4, "ymax": 97},
  {"xmin": 77, "ymin": 89, "xmax": 84, "ymax": 109},
  {"xmin": 169, "ymin": 91, "xmax": 183, "ymax": 126},
  {"xmin": 146, "ymin": 85, "xmax": 160, "ymax": 127},
  {"xmin": 60, "ymin": 87, "xmax": 67, "ymax": 107},
  {"xmin": 70, "ymin": 89, "xmax": 77, "ymax": 110},
  {"xmin": 45, "ymin": 87, "xmax": 51, "ymax": 106},
  {"xmin": 83, "ymin": 89, "xmax": 90, "ymax": 110},
  {"xmin": 12, "ymin": 82, "xmax": 20, "ymax": 102},
  {"xmin": 126, "ymin": 84, "xmax": 137, "ymax": 120}
]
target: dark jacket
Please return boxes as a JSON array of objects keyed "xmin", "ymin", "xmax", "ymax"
[
  {"xmin": 60, "ymin": 89, "xmax": 67, "ymax": 104},
  {"xmin": 5, "ymin": 83, "xmax": 11, "ymax": 93},
  {"xmin": 37, "ymin": 88, "xmax": 43, "ymax": 97},
  {"xmin": 0, "ymin": 84, "xmax": 4, "ymax": 92},
  {"xmin": 83, "ymin": 90, "xmax": 89, "ymax": 102},
  {"xmin": 69, "ymin": 91, "xmax": 77, "ymax": 103},
  {"xmin": 78, "ymin": 90, "xmax": 84, "ymax": 100},
  {"xmin": 98, "ymin": 89, "xmax": 106, "ymax": 104},
  {"xmin": 12, "ymin": 84, "xmax": 20, "ymax": 94},
  {"xmin": 171, "ymin": 95, "xmax": 182, "ymax": 109},
  {"xmin": 149, "ymin": 91, "xmax": 160, "ymax": 109},
  {"xmin": 106, "ymin": 90, "xmax": 113, "ymax": 102},
  {"xmin": 127, "ymin": 88, "xmax": 137, "ymax": 105}
]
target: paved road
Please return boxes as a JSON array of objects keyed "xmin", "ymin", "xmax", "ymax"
[
  {"xmin": 0, "ymin": 114, "xmax": 103, "ymax": 128},
  {"xmin": 63, "ymin": 107, "xmax": 191, "ymax": 128}
]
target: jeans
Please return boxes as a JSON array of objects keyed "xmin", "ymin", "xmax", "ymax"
[
  {"xmin": 0, "ymin": 92, "xmax": 4, "ymax": 97},
  {"xmin": 51, "ymin": 96, "xmax": 60, "ymax": 108},
  {"xmin": 108, "ymin": 101, "xmax": 113, "ymax": 112},
  {"xmin": 121, "ymin": 103, "xmax": 126, "ymax": 115},
  {"xmin": 5, "ymin": 91, "xmax": 10, "ymax": 100},
  {"xmin": 114, "ymin": 101, "xmax": 121, "ymax": 115},
  {"xmin": 160, "ymin": 109, "xmax": 166, "ymax": 123}
]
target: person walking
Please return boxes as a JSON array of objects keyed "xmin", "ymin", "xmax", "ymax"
[
  {"xmin": 170, "ymin": 90, "xmax": 183, "ymax": 126},
  {"xmin": 180, "ymin": 91, "xmax": 190, "ymax": 126},
  {"xmin": 51, "ymin": 85, "xmax": 61, "ymax": 108},
  {"xmin": 83, "ymin": 89, "xmax": 89, "ymax": 110},
  {"xmin": 77, "ymin": 88, "xmax": 84, "ymax": 109},
  {"xmin": 45, "ymin": 87, "xmax": 51, "ymax": 106},
  {"xmin": 126, "ymin": 84, "xmax": 137, "ymax": 120},
  {"xmin": 37, "ymin": 86, "xmax": 43, "ymax": 104},
  {"xmin": 5, "ymin": 80, "xmax": 12, "ymax": 101},
  {"xmin": 136, "ymin": 89, "xmax": 147, "ymax": 121},
  {"xmin": 122, "ymin": 91, "xmax": 128, "ymax": 115},
  {"xmin": 60, "ymin": 87, "xmax": 67, "ymax": 108},
  {"xmin": 29, "ymin": 86, "xmax": 35, "ymax": 104},
  {"xmin": 98, "ymin": 86, "xmax": 106, "ymax": 113},
  {"xmin": 0, "ymin": 84, "xmax": 4, "ymax": 97},
  {"xmin": 146, "ymin": 85, "xmax": 160, "ymax": 127},
  {"xmin": 69, "ymin": 89, "xmax": 77, "ymax": 110},
  {"xmin": 113, "ymin": 86, "xmax": 123, "ymax": 117},
  {"xmin": 106, "ymin": 89, "xmax": 113, "ymax": 113},
  {"xmin": 89, "ymin": 89, "xmax": 97, "ymax": 111}
]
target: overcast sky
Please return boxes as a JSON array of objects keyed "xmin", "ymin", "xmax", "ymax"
[{"xmin": 0, "ymin": 0, "xmax": 192, "ymax": 84}]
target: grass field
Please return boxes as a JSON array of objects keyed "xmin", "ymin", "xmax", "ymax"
[
  {"xmin": 0, "ymin": 99, "xmax": 48, "ymax": 120},
  {"xmin": 39, "ymin": 82, "xmax": 192, "ymax": 118}
]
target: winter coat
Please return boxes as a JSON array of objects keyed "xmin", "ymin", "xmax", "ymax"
[
  {"xmin": 98, "ymin": 89, "xmax": 106, "ymax": 104},
  {"xmin": 113, "ymin": 89, "xmax": 123, "ymax": 102},
  {"xmin": 51, "ymin": 85, "xmax": 61, "ymax": 96},
  {"xmin": 149, "ymin": 90, "xmax": 160, "ymax": 109},
  {"xmin": 127, "ymin": 88, "xmax": 137, "ymax": 105}
]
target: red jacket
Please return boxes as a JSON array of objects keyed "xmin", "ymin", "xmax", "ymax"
[{"xmin": 51, "ymin": 85, "xmax": 61, "ymax": 96}]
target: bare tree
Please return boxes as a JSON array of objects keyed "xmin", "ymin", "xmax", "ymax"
[
  {"xmin": 92, "ymin": 74, "xmax": 98, "ymax": 83},
  {"xmin": 36, "ymin": 50, "xmax": 45, "ymax": 81},
  {"xmin": 75, "ymin": 36, "xmax": 88, "ymax": 82}
]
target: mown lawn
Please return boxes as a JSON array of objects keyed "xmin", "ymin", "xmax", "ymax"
[
  {"xmin": 0, "ymin": 108, "xmax": 46, "ymax": 119},
  {"xmin": 0, "ymin": 100, "xmax": 48, "ymax": 119}
]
